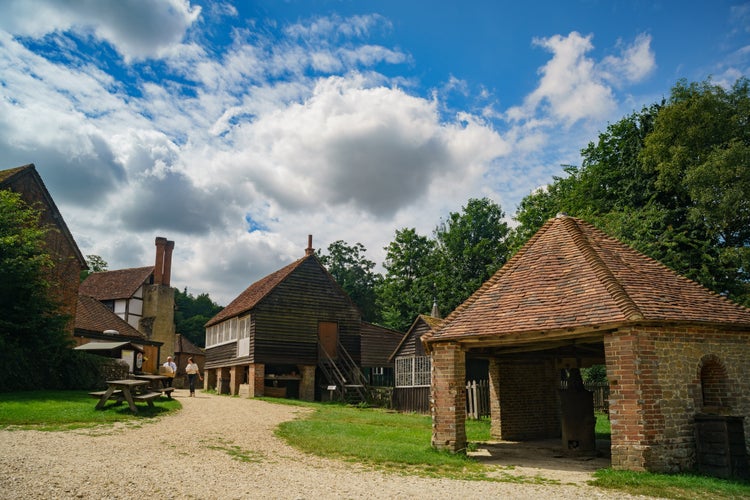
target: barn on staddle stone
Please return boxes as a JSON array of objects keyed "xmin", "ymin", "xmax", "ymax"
[{"xmin": 425, "ymin": 213, "xmax": 750, "ymax": 475}]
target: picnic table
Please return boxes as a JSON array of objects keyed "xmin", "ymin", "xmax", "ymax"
[
  {"xmin": 90, "ymin": 379, "xmax": 161, "ymax": 414},
  {"xmin": 133, "ymin": 374, "xmax": 174, "ymax": 398}
]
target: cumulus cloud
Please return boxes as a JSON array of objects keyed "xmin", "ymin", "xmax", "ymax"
[
  {"xmin": 507, "ymin": 31, "xmax": 655, "ymax": 126},
  {"xmin": 0, "ymin": 0, "xmax": 200, "ymax": 61}
]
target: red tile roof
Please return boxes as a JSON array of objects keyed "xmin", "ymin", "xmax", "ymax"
[
  {"xmin": 75, "ymin": 295, "xmax": 145, "ymax": 338},
  {"xmin": 205, "ymin": 255, "xmax": 309, "ymax": 327},
  {"xmin": 431, "ymin": 215, "xmax": 750, "ymax": 342},
  {"xmin": 79, "ymin": 266, "xmax": 154, "ymax": 300}
]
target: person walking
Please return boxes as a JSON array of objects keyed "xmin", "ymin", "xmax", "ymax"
[
  {"xmin": 162, "ymin": 356, "xmax": 177, "ymax": 387},
  {"xmin": 185, "ymin": 357, "xmax": 202, "ymax": 397}
]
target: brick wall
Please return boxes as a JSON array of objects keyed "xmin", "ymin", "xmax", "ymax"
[
  {"xmin": 489, "ymin": 357, "xmax": 560, "ymax": 440},
  {"xmin": 430, "ymin": 342, "xmax": 466, "ymax": 452},
  {"xmin": 606, "ymin": 325, "xmax": 750, "ymax": 473}
]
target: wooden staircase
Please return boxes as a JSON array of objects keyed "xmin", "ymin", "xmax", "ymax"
[{"xmin": 318, "ymin": 341, "xmax": 371, "ymax": 404}]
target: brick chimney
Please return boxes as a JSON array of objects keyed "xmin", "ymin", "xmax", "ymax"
[
  {"xmin": 154, "ymin": 237, "xmax": 166, "ymax": 285},
  {"xmin": 305, "ymin": 234, "xmax": 314, "ymax": 256},
  {"xmin": 163, "ymin": 240, "xmax": 174, "ymax": 286}
]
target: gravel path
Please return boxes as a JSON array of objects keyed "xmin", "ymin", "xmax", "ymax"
[{"xmin": 0, "ymin": 389, "xmax": 648, "ymax": 499}]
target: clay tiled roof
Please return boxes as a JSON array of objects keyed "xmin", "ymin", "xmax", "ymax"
[
  {"xmin": 79, "ymin": 266, "xmax": 154, "ymax": 300},
  {"xmin": 75, "ymin": 295, "xmax": 145, "ymax": 338},
  {"xmin": 205, "ymin": 255, "xmax": 309, "ymax": 327},
  {"xmin": 431, "ymin": 215, "xmax": 750, "ymax": 343},
  {"xmin": 174, "ymin": 333, "xmax": 204, "ymax": 355}
]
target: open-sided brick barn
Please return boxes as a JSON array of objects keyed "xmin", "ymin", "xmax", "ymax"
[{"xmin": 426, "ymin": 214, "xmax": 750, "ymax": 476}]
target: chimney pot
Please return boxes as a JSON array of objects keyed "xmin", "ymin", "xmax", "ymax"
[{"xmin": 305, "ymin": 234, "xmax": 314, "ymax": 256}]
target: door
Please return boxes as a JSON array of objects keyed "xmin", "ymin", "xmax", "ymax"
[{"xmin": 318, "ymin": 322, "xmax": 338, "ymax": 360}]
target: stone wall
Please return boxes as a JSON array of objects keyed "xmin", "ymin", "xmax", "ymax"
[{"xmin": 606, "ymin": 325, "xmax": 750, "ymax": 473}]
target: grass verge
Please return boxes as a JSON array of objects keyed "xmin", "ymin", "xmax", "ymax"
[
  {"xmin": 274, "ymin": 400, "xmax": 558, "ymax": 483},
  {"xmin": 590, "ymin": 468, "xmax": 750, "ymax": 499},
  {"xmin": 0, "ymin": 390, "xmax": 181, "ymax": 430}
]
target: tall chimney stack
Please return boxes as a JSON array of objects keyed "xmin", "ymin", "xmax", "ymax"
[
  {"xmin": 163, "ymin": 240, "xmax": 175, "ymax": 286},
  {"xmin": 154, "ymin": 237, "xmax": 167, "ymax": 285},
  {"xmin": 305, "ymin": 234, "xmax": 314, "ymax": 256}
]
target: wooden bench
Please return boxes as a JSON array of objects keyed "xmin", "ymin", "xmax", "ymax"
[
  {"xmin": 158, "ymin": 387, "xmax": 175, "ymax": 399},
  {"xmin": 89, "ymin": 389, "xmax": 123, "ymax": 400},
  {"xmin": 132, "ymin": 391, "xmax": 162, "ymax": 408}
]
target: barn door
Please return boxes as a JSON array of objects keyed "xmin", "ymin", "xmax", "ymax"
[{"xmin": 318, "ymin": 322, "xmax": 338, "ymax": 360}]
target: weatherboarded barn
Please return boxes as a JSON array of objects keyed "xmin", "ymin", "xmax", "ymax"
[
  {"xmin": 426, "ymin": 214, "xmax": 750, "ymax": 475},
  {"xmin": 203, "ymin": 238, "xmax": 364, "ymax": 401},
  {"xmin": 390, "ymin": 314, "xmax": 443, "ymax": 413}
]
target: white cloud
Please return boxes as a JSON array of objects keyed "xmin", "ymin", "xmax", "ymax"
[
  {"xmin": 0, "ymin": 0, "xmax": 201, "ymax": 61},
  {"xmin": 506, "ymin": 31, "xmax": 655, "ymax": 126}
]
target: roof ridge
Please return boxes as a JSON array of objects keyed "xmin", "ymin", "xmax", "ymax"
[
  {"xmin": 563, "ymin": 217, "xmax": 644, "ymax": 321},
  {"xmin": 434, "ymin": 216, "xmax": 558, "ymax": 336}
]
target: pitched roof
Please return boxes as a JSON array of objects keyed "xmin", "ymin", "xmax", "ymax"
[
  {"xmin": 75, "ymin": 294, "xmax": 145, "ymax": 339},
  {"xmin": 390, "ymin": 314, "xmax": 444, "ymax": 361},
  {"xmin": 205, "ymin": 255, "xmax": 310, "ymax": 327},
  {"xmin": 174, "ymin": 333, "xmax": 204, "ymax": 355},
  {"xmin": 431, "ymin": 215, "xmax": 750, "ymax": 343},
  {"xmin": 79, "ymin": 266, "xmax": 154, "ymax": 300},
  {"xmin": 1, "ymin": 164, "xmax": 86, "ymax": 267},
  {"xmin": 360, "ymin": 322, "xmax": 404, "ymax": 367}
]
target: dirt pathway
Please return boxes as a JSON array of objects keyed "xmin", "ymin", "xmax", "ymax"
[{"xmin": 0, "ymin": 389, "xmax": 648, "ymax": 499}]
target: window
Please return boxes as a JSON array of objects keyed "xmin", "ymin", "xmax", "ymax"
[{"xmin": 395, "ymin": 356, "xmax": 431, "ymax": 387}]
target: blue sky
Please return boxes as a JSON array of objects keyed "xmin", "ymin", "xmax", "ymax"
[{"xmin": 1, "ymin": 0, "xmax": 748, "ymax": 305}]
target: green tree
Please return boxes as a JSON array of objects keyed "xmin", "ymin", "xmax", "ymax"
[
  {"xmin": 434, "ymin": 197, "xmax": 511, "ymax": 314},
  {"xmin": 174, "ymin": 288, "xmax": 223, "ymax": 348},
  {"xmin": 0, "ymin": 190, "xmax": 71, "ymax": 390},
  {"xmin": 640, "ymin": 78, "xmax": 750, "ymax": 303},
  {"xmin": 80, "ymin": 254, "xmax": 108, "ymax": 281},
  {"xmin": 376, "ymin": 228, "xmax": 437, "ymax": 332},
  {"xmin": 512, "ymin": 78, "xmax": 750, "ymax": 306},
  {"xmin": 318, "ymin": 240, "xmax": 382, "ymax": 323}
]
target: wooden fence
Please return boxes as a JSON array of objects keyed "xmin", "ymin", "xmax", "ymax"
[
  {"xmin": 394, "ymin": 379, "xmax": 609, "ymax": 417},
  {"xmin": 466, "ymin": 380, "xmax": 490, "ymax": 419}
]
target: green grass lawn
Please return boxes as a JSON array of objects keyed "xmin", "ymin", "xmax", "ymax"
[{"xmin": 0, "ymin": 390, "xmax": 181, "ymax": 430}]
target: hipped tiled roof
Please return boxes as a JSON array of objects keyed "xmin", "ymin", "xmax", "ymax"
[
  {"xmin": 205, "ymin": 255, "xmax": 309, "ymax": 327},
  {"xmin": 75, "ymin": 295, "xmax": 145, "ymax": 338},
  {"xmin": 79, "ymin": 266, "xmax": 154, "ymax": 300},
  {"xmin": 431, "ymin": 215, "xmax": 750, "ymax": 342}
]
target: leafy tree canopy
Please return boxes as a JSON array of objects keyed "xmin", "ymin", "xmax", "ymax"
[
  {"xmin": 318, "ymin": 240, "xmax": 381, "ymax": 323},
  {"xmin": 174, "ymin": 288, "xmax": 223, "ymax": 348},
  {"xmin": 0, "ymin": 189, "xmax": 71, "ymax": 390},
  {"xmin": 513, "ymin": 77, "xmax": 750, "ymax": 306}
]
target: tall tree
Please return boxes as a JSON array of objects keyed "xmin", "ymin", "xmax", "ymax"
[
  {"xmin": 174, "ymin": 288, "xmax": 223, "ymax": 348},
  {"xmin": 434, "ymin": 197, "xmax": 511, "ymax": 314},
  {"xmin": 376, "ymin": 228, "xmax": 437, "ymax": 332},
  {"xmin": 512, "ymin": 78, "xmax": 750, "ymax": 306},
  {"xmin": 318, "ymin": 240, "xmax": 381, "ymax": 323},
  {"xmin": 640, "ymin": 78, "xmax": 750, "ymax": 303},
  {"xmin": 0, "ymin": 190, "xmax": 70, "ymax": 390},
  {"xmin": 80, "ymin": 254, "xmax": 108, "ymax": 281}
]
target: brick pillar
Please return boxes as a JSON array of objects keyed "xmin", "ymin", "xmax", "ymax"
[
  {"xmin": 205, "ymin": 368, "xmax": 217, "ymax": 391},
  {"xmin": 229, "ymin": 365, "xmax": 242, "ymax": 395},
  {"xmin": 488, "ymin": 358, "xmax": 502, "ymax": 439},
  {"xmin": 299, "ymin": 364, "xmax": 315, "ymax": 401},
  {"xmin": 431, "ymin": 341, "xmax": 466, "ymax": 453},
  {"xmin": 248, "ymin": 363, "xmax": 265, "ymax": 397},
  {"xmin": 605, "ymin": 328, "xmax": 662, "ymax": 471}
]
